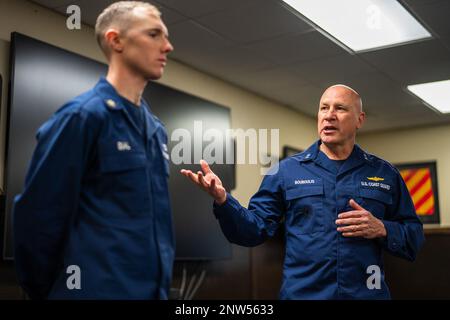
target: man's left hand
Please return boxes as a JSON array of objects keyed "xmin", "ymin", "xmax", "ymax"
[{"xmin": 336, "ymin": 199, "xmax": 387, "ymax": 239}]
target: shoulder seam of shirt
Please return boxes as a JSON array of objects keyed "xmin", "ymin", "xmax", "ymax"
[
  {"xmin": 66, "ymin": 89, "xmax": 109, "ymax": 120},
  {"xmin": 365, "ymin": 152, "xmax": 398, "ymax": 172}
]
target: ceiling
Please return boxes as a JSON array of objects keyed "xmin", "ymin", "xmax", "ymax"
[{"xmin": 30, "ymin": 0, "xmax": 450, "ymax": 132}]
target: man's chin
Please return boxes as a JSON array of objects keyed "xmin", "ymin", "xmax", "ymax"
[
  {"xmin": 144, "ymin": 68, "xmax": 164, "ymax": 81},
  {"xmin": 320, "ymin": 136, "xmax": 339, "ymax": 145},
  {"xmin": 146, "ymin": 73, "xmax": 163, "ymax": 81}
]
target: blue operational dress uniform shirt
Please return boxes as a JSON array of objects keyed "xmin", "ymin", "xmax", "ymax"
[
  {"xmin": 214, "ymin": 140, "xmax": 424, "ymax": 299},
  {"xmin": 12, "ymin": 78, "xmax": 174, "ymax": 300}
]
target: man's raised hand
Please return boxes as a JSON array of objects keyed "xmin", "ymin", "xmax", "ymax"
[{"xmin": 180, "ymin": 160, "xmax": 227, "ymax": 205}]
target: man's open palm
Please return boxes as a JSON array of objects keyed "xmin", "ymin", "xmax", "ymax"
[{"xmin": 180, "ymin": 160, "xmax": 227, "ymax": 205}]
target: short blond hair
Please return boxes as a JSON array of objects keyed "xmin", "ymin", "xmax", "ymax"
[{"xmin": 95, "ymin": 1, "xmax": 161, "ymax": 57}]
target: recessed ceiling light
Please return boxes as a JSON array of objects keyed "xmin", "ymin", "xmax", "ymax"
[
  {"xmin": 281, "ymin": 0, "xmax": 432, "ymax": 52},
  {"xmin": 407, "ymin": 80, "xmax": 450, "ymax": 114}
]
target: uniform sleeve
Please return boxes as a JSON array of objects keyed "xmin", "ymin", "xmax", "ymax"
[
  {"xmin": 380, "ymin": 169, "xmax": 425, "ymax": 261},
  {"xmin": 213, "ymin": 167, "xmax": 285, "ymax": 247},
  {"xmin": 12, "ymin": 108, "xmax": 98, "ymax": 299}
]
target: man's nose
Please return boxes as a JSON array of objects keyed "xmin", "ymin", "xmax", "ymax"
[
  {"xmin": 163, "ymin": 38, "xmax": 174, "ymax": 53},
  {"xmin": 324, "ymin": 109, "xmax": 337, "ymax": 119}
]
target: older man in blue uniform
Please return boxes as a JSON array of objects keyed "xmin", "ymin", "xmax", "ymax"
[
  {"xmin": 13, "ymin": 1, "xmax": 174, "ymax": 299},
  {"xmin": 181, "ymin": 84, "xmax": 424, "ymax": 299}
]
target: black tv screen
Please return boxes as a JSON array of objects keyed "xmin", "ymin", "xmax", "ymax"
[{"xmin": 2, "ymin": 32, "xmax": 233, "ymax": 261}]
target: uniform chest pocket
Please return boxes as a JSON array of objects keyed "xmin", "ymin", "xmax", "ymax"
[
  {"xmin": 99, "ymin": 152, "xmax": 151, "ymax": 215},
  {"xmin": 100, "ymin": 152, "xmax": 147, "ymax": 173},
  {"xmin": 358, "ymin": 188, "xmax": 392, "ymax": 219},
  {"xmin": 285, "ymin": 184, "xmax": 325, "ymax": 235}
]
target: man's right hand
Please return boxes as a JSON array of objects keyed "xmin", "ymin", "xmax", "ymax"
[{"xmin": 180, "ymin": 160, "xmax": 227, "ymax": 205}]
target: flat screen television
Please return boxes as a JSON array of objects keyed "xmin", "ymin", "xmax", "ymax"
[{"xmin": 2, "ymin": 32, "xmax": 233, "ymax": 261}]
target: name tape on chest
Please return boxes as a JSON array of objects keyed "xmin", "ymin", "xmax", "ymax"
[
  {"xmin": 295, "ymin": 179, "xmax": 316, "ymax": 185},
  {"xmin": 117, "ymin": 141, "xmax": 131, "ymax": 151}
]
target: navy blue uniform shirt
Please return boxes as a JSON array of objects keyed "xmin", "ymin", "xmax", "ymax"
[
  {"xmin": 13, "ymin": 78, "xmax": 174, "ymax": 299},
  {"xmin": 214, "ymin": 140, "xmax": 424, "ymax": 299}
]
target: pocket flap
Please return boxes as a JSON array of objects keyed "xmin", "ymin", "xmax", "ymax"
[
  {"xmin": 359, "ymin": 188, "xmax": 393, "ymax": 205},
  {"xmin": 100, "ymin": 152, "xmax": 147, "ymax": 173},
  {"xmin": 286, "ymin": 185, "xmax": 324, "ymax": 200}
]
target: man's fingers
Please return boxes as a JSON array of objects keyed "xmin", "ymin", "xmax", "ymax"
[
  {"xmin": 180, "ymin": 169, "xmax": 193, "ymax": 178},
  {"xmin": 349, "ymin": 199, "xmax": 365, "ymax": 211},
  {"xmin": 337, "ymin": 224, "xmax": 368, "ymax": 233},
  {"xmin": 337, "ymin": 210, "xmax": 363, "ymax": 219},
  {"xmin": 336, "ymin": 218, "xmax": 365, "ymax": 226},
  {"xmin": 198, "ymin": 171, "xmax": 210, "ymax": 188},
  {"xmin": 210, "ymin": 178, "xmax": 217, "ymax": 192},
  {"xmin": 200, "ymin": 159, "xmax": 213, "ymax": 174},
  {"xmin": 180, "ymin": 169, "xmax": 200, "ymax": 184},
  {"xmin": 180, "ymin": 169, "xmax": 193, "ymax": 176}
]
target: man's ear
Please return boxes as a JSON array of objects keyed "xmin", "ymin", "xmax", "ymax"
[
  {"xmin": 104, "ymin": 28, "xmax": 123, "ymax": 53},
  {"xmin": 357, "ymin": 112, "xmax": 366, "ymax": 129}
]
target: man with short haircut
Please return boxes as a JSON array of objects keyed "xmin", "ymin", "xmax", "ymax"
[{"xmin": 13, "ymin": 1, "xmax": 174, "ymax": 299}]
